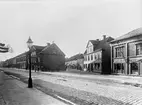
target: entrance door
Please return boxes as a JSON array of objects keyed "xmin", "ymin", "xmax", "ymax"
[
  {"xmin": 114, "ymin": 63, "xmax": 125, "ymax": 74},
  {"xmin": 91, "ymin": 63, "xmax": 93, "ymax": 72},
  {"xmin": 130, "ymin": 62, "xmax": 139, "ymax": 75}
]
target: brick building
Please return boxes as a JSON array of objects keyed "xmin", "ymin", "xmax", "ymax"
[
  {"xmin": 38, "ymin": 43, "xmax": 65, "ymax": 71},
  {"xmin": 4, "ymin": 42, "xmax": 66, "ymax": 71},
  {"xmin": 110, "ymin": 27, "xmax": 142, "ymax": 75}
]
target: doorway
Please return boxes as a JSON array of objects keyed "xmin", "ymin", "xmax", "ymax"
[{"xmin": 130, "ymin": 62, "xmax": 139, "ymax": 75}]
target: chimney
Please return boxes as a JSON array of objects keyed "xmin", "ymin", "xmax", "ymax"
[
  {"xmin": 47, "ymin": 43, "xmax": 50, "ymax": 47},
  {"xmin": 103, "ymin": 35, "xmax": 106, "ymax": 40},
  {"xmin": 96, "ymin": 39, "xmax": 99, "ymax": 41}
]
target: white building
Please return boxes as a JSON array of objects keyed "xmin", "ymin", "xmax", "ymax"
[{"xmin": 84, "ymin": 35, "xmax": 114, "ymax": 74}]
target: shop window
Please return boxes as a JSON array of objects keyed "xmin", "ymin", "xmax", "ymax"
[
  {"xmin": 130, "ymin": 63, "xmax": 138, "ymax": 75},
  {"xmin": 94, "ymin": 63, "xmax": 101, "ymax": 70},
  {"xmin": 114, "ymin": 63, "xmax": 125, "ymax": 73}
]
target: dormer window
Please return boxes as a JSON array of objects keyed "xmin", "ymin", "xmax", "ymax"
[{"xmin": 87, "ymin": 42, "xmax": 93, "ymax": 54}]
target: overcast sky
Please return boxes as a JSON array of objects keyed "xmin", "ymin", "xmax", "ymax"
[{"xmin": 0, "ymin": 0, "xmax": 141, "ymax": 61}]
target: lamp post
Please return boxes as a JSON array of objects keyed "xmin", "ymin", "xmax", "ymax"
[{"xmin": 27, "ymin": 37, "xmax": 33, "ymax": 88}]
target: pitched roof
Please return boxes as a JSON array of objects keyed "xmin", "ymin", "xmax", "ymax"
[
  {"xmin": 111, "ymin": 27, "xmax": 142, "ymax": 43},
  {"xmin": 40, "ymin": 43, "xmax": 65, "ymax": 56},
  {"xmin": 89, "ymin": 40, "xmax": 99, "ymax": 45},
  {"xmin": 27, "ymin": 37, "xmax": 33, "ymax": 43},
  {"xmin": 84, "ymin": 37, "xmax": 114, "ymax": 54},
  {"xmin": 16, "ymin": 51, "xmax": 28, "ymax": 58},
  {"xmin": 32, "ymin": 45, "xmax": 45, "ymax": 52},
  {"xmin": 94, "ymin": 37, "xmax": 114, "ymax": 51},
  {"xmin": 66, "ymin": 53, "xmax": 84, "ymax": 62}
]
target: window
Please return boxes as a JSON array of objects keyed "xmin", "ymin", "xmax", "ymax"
[
  {"xmin": 87, "ymin": 46, "xmax": 93, "ymax": 54},
  {"xmin": 87, "ymin": 48, "xmax": 89, "ymax": 54},
  {"xmin": 98, "ymin": 54, "xmax": 100, "ymax": 59},
  {"xmin": 38, "ymin": 57, "xmax": 40, "ymax": 62},
  {"xmin": 90, "ymin": 46, "xmax": 93, "ymax": 53},
  {"xmin": 94, "ymin": 55, "xmax": 97, "ymax": 60},
  {"xmin": 114, "ymin": 63, "xmax": 125, "ymax": 74},
  {"xmin": 84, "ymin": 56, "xmax": 87, "ymax": 61},
  {"xmin": 136, "ymin": 44, "xmax": 142, "ymax": 55},
  {"xmin": 91, "ymin": 54, "xmax": 93, "ymax": 60},
  {"xmin": 130, "ymin": 62, "xmax": 138, "ymax": 75},
  {"xmin": 115, "ymin": 46, "xmax": 124, "ymax": 58},
  {"xmin": 88, "ymin": 55, "xmax": 90, "ymax": 61}
]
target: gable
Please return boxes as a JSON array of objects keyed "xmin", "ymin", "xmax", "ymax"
[
  {"xmin": 30, "ymin": 46, "xmax": 36, "ymax": 52},
  {"xmin": 31, "ymin": 45, "xmax": 45, "ymax": 53},
  {"xmin": 86, "ymin": 41, "xmax": 93, "ymax": 48},
  {"xmin": 41, "ymin": 44, "xmax": 65, "ymax": 56}
]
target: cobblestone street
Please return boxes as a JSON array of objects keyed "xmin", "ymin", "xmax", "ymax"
[
  {"xmin": 0, "ymin": 70, "xmax": 69, "ymax": 105},
  {"xmin": 2, "ymin": 68, "xmax": 142, "ymax": 105}
]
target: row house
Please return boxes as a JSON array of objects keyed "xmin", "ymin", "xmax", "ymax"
[
  {"xmin": 3, "ymin": 57, "xmax": 16, "ymax": 68},
  {"xmin": 65, "ymin": 53, "xmax": 84, "ymax": 70},
  {"xmin": 4, "ymin": 42, "xmax": 66, "ymax": 71},
  {"xmin": 84, "ymin": 35, "xmax": 114, "ymax": 74},
  {"xmin": 110, "ymin": 27, "xmax": 142, "ymax": 75},
  {"xmin": 16, "ymin": 52, "xmax": 27, "ymax": 69}
]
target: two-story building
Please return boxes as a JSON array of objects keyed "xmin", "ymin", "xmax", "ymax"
[
  {"xmin": 38, "ymin": 42, "xmax": 66, "ymax": 71},
  {"xmin": 84, "ymin": 35, "xmax": 114, "ymax": 74},
  {"xmin": 110, "ymin": 27, "xmax": 142, "ymax": 75}
]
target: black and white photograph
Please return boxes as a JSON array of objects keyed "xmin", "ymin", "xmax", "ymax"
[{"xmin": 0, "ymin": 0, "xmax": 141, "ymax": 105}]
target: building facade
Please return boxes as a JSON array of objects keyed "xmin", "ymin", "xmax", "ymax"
[
  {"xmin": 84, "ymin": 35, "xmax": 114, "ymax": 74},
  {"xmin": 38, "ymin": 43, "xmax": 66, "ymax": 71},
  {"xmin": 29, "ymin": 45, "xmax": 45, "ymax": 71},
  {"xmin": 65, "ymin": 53, "xmax": 84, "ymax": 70},
  {"xmin": 16, "ymin": 52, "xmax": 28, "ymax": 69},
  {"xmin": 3, "ymin": 57, "xmax": 16, "ymax": 68},
  {"xmin": 110, "ymin": 27, "xmax": 142, "ymax": 75},
  {"xmin": 3, "ymin": 42, "xmax": 66, "ymax": 72}
]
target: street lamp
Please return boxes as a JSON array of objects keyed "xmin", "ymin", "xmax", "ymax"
[{"xmin": 27, "ymin": 37, "xmax": 33, "ymax": 88}]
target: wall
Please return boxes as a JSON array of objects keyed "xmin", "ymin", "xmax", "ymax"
[
  {"xmin": 42, "ymin": 54, "xmax": 65, "ymax": 71},
  {"xmin": 102, "ymin": 41, "xmax": 111, "ymax": 74},
  {"xmin": 111, "ymin": 35, "xmax": 142, "ymax": 75},
  {"xmin": 129, "ymin": 42, "xmax": 136, "ymax": 57}
]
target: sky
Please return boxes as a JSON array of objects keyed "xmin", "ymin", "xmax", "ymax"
[{"xmin": 0, "ymin": 0, "xmax": 141, "ymax": 61}]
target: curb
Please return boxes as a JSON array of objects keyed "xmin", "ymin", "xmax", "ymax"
[{"xmin": 123, "ymin": 82, "xmax": 142, "ymax": 88}]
